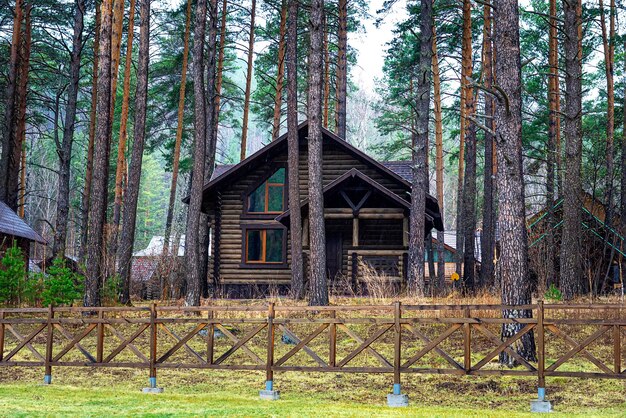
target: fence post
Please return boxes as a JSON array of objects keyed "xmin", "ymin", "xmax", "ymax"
[
  {"xmin": 96, "ymin": 310, "xmax": 104, "ymax": 363},
  {"xmin": 329, "ymin": 309, "xmax": 336, "ymax": 368},
  {"xmin": 43, "ymin": 304, "xmax": 53, "ymax": 384},
  {"xmin": 387, "ymin": 301, "xmax": 408, "ymax": 407},
  {"xmin": 531, "ymin": 300, "xmax": 552, "ymax": 412},
  {"xmin": 207, "ymin": 309, "xmax": 214, "ymax": 365},
  {"xmin": 260, "ymin": 302, "xmax": 279, "ymax": 400},
  {"xmin": 464, "ymin": 307, "xmax": 471, "ymax": 373},
  {"xmin": 143, "ymin": 303, "xmax": 163, "ymax": 393},
  {"xmin": 614, "ymin": 323, "xmax": 621, "ymax": 374},
  {"xmin": 0, "ymin": 310, "xmax": 5, "ymax": 363}
]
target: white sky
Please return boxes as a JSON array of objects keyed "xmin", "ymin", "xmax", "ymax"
[{"xmin": 351, "ymin": 0, "xmax": 408, "ymax": 94}]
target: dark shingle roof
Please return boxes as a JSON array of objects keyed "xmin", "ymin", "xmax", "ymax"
[
  {"xmin": 0, "ymin": 201, "xmax": 46, "ymax": 244},
  {"xmin": 381, "ymin": 161, "xmax": 412, "ymax": 182},
  {"xmin": 210, "ymin": 164, "xmax": 235, "ymax": 182},
  {"xmin": 211, "ymin": 161, "xmax": 413, "ymax": 183}
]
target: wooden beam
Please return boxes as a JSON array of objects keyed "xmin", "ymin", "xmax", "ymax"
[
  {"xmin": 352, "ymin": 217, "xmax": 359, "ymax": 246},
  {"xmin": 403, "ymin": 216, "xmax": 409, "ymax": 246}
]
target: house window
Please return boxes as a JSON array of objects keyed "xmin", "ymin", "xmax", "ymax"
[
  {"xmin": 247, "ymin": 168, "xmax": 286, "ymax": 214},
  {"xmin": 245, "ymin": 228, "xmax": 285, "ymax": 264}
]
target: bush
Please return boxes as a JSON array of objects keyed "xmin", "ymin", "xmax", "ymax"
[
  {"xmin": 40, "ymin": 257, "xmax": 84, "ymax": 307},
  {"xmin": 0, "ymin": 243, "xmax": 27, "ymax": 306},
  {"xmin": 544, "ymin": 283, "xmax": 563, "ymax": 302}
]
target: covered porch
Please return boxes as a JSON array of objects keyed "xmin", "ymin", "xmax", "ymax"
[{"xmin": 277, "ymin": 168, "xmax": 442, "ymax": 286}]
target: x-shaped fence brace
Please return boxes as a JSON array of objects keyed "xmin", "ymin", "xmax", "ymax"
[{"xmin": 1, "ymin": 302, "xmax": 626, "ymax": 389}]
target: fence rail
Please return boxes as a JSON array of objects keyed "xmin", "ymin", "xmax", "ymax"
[{"xmin": 1, "ymin": 301, "xmax": 625, "ymax": 403}]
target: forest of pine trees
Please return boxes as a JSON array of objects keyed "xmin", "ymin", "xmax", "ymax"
[{"xmin": 0, "ymin": 0, "xmax": 625, "ymax": 322}]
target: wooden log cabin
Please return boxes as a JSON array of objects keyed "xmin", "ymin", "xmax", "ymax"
[{"xmin": 187, "ymin": 121, "xmax": 443, "ymax": 296}]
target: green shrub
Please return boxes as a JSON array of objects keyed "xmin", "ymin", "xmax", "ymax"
[
  {"xmin": 40, "ymin": 257, "xmax": 84, "ymax": 307},
  {"xmin": 0, "ymin": 243, "xmax": 27, "ymax": 306},
  {"xmin": 101, "ymin": 274, "xmax": 121, "ymax": 306},
  {"xmin": 544, "ymin": 283, "xmax": 562, "ymax": 302}
]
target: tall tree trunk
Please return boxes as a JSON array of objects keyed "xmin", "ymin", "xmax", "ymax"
[
  {"xmin": 211, "ymin": 0, "xmax": 227, "ymax": 146},
  {"xmin": 480, "ymin": 1, "xmax": 496, "ymax": 289},
  {"xmin": 110, "ymin": 0, "xmax": 125, "ymax": 113},
  {"xmin": 163, "ymin": 0, "xmax": 193, "ymax": 256},
  {"xmin": 118, "ymin": 0, "xmax": 150, "ymax": 305},
  {"xmin": 85, "ymin": 0, "xmax": 114, "ymax": 307},
  {"xmin": 184, "ymin": 0, "xmax": 208, "ymax": 307},
  {"xmin": 272, "ymin": 0, "xmax": 288, "ymax": 139},
  {"xmin": 322, "ymin": 14, "xmax": 330, "ymax": 129},
  {"xmin": 544, "ymin": 0, "xmax": 559, "ymax": 291},
  {"xmin": 455, "ymin": 0, "xmax": 471, "ymax": 280},
  {"xmin": 308, "ymin": 0, "xmax": 328, "ymax": 306},
  {"xmin": 111, "ymin": 0, "xmax": 137, "ymax": 263},
  {"xmin": 80, "ymin": 0, "xmax": 101, "ymax": 264},
  {"xmin": 11, "ymin": 4, "xmax": 31, "ymax": 214},
  {"xmin": 560, "ymin": 0, "xmax": 583, "ymax": 300},
  {"xmin": 335, "ymin": 0, "xmax": 347, "ymax": 140},
  {"xmin": 0, "ymin": 0, "xmax": 22, "ymax": 206},
  {"xmin": 240, "ymin": 0, "xmax": 256, "ymax": 161},
  {"xmin": 621, "ymin": 38, "xmax": 626, "ymax": 287},
  {"xmin": 53, "ymin": 0, "xmax": 86, "ymax": 260},
  {"xmin": 432, "ymin": 27, "xmax": 445, "ymax": 292},
  {"xmin": 599, "ymin": 0, "xmax": 615, "ymax": 242},
  {"xmin": 459, "ymin": 0, "xmax": 475, "ymax": 291},
  {"xmin": 287, "ymin": 0, "xmax": 304, "ymax": 299},
  {"xmin": 494, "ymin": 0, "xmax": 536, "ymax": 364},
  {"xmin": 200, "ymin": 0, "xmax": 220, "ymax": 299},
  {"xmin": 408, "ymin": 0, "xmax": 433, "ymax": 297}
]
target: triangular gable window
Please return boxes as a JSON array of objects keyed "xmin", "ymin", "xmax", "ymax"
[{"xmin": 247, "ymin": 168, "xmax": 286, "ymax": 214}]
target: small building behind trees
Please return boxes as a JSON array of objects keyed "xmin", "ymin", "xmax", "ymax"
[
  {"xmin": 0, "ymin": 200, "xmax": 46, "ymax": 265},
  {"xmin": 186, "ymin": 122, "xmax": 444, "ymax": 297}
]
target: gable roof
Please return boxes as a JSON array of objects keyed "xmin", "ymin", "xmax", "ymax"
[
  {"xmin": 183, "ymin": 121, "xmax": 441, "ymax": 215},
  {"xmin": 0, "ymin": 201, "xmax": 46, "ymax": 244},
  {"xmin": 276, "ymin": 168, "xmax": 433, "ymax": 224}
]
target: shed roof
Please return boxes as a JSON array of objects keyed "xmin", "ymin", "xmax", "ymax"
[{"xmin": 0, "ymin": 201, "xmax": 46, "ymax": 244}]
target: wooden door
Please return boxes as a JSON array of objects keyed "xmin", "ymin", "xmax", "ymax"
[{"xmin": 326, "ymin": 231, "xmax": 343, "ymax": 280}]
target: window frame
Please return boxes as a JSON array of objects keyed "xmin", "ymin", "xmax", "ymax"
[
  {"xmin": 240, "ymin": 224, "xmax": 288, "ymax": 269},
  {"xmin": 242, "ymin": 164, "xmax": 288, "ymax": 219}
]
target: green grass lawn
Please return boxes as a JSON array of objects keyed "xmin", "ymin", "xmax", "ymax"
[{"xmin": 0, "ymin": 367, "xmax": 625, "ymax": 417}]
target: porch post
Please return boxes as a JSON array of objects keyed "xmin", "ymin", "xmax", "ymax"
[
  {"xmin": 402, "ymin": 216, "xmax": 409, "ymax": 247},
  {"xmin": 303, "ymin": 217, "xmax": 309, "ymax": 247},
  {"xmin": 352, "ymin": 217, "xmax": 359, "ymax": 246}
]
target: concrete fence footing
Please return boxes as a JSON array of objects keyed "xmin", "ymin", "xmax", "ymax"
[{"xmin": 260, "ymin": 380, "xmax": 280, "ymax": 400}]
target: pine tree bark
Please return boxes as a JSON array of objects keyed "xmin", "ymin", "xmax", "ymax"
[
  {"xmin": 544, "ymin": 0, "xmax": 559, "ymax": 291},
  {"xmin": 163, "ymin": 0, "xmax": 193, "ymax": 255},
  {"xmin": 53, "ymin": 0, "xmax": 86, "ymax": 260},
  {"xmin": 199, "ymin": 0, "xmax": 220, "ymax": 298},
  {"xmin": 184, "ymin": 0, "xmax": 208, "ymax": 307},
  {"xmin": 0, "ymin": 0, "xmax": 22, "ymax": 207},
  {"xmin": 240, "ymin": 0, "xmax": 256, "ymax": 161},
  {"xmin": 432, "ymin": 27, "xmax": 445, "ymax": 292},
  {"xmin": 118, "ymin": 0, "xmax": 150, "ymax": 305},
  {"xmin": 111, "ymin": 0, "xmax": 137, "ymax": 259},
  {"xmin": 287, "ymin": 0, "xmax": 304, "ymax": 299},
  {"xmin": 110, "ymin": 0, "xmax": 125, "ymax": 113},
  {"xmin": 459, "ymin": 0, "xmax": 475, "ymax": 290},
  {"xmin": 494, "ymin": 0, "xmax": 536, "ymax": 364},
  {"xmin": 560, "ymin": 0, "xmax": 583, "ymax": 299},
  {"xmin": 599, "ymin": 0, "xmax": 615, "ymax": 224},
  {"xmin": 322, "ymin": 14, "xmax": 330, "ymax": 129},
  {"xmin": 85, "ymin": 0, "xmax": 114, "ymax": 307},
  {"xmin": 408, "ymin": 0, "xmax": 432, "ymax": 297},
  {"xmin": 272, "ymin": 0, "xmax": 288, "ymax": 140},
  {"xmin": 621, "ymin": 38, "xmax": 626, "ymax": 284},
  {"xmin": 308, "ymin": 0, "xmax": 328, "ymax": 306},
  {"xmin": 480, "ymin": 1, "xmax": 496, "ymax": 289},
  {"xmin": 455, "ymin": 0, "xmax": 471, "ymax": 280},
  {"xmin": 11, "ymin": 4, "xmax": 31, "ymax": 214},
  {"xmin": 80, "ymin": 0, "xmax": 101, "ymax": 264},
  {"xmin": 335, "ymin": 0, "xmax": 347, "ymax": 140},
  {"xmin": 211, "ymin": 0, "xmax": 227, "ymax": 145}
]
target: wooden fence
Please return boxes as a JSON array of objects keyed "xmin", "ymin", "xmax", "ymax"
[{"xmin": 0, "ymin": 301, "xmax": 625, "ymax": 396}]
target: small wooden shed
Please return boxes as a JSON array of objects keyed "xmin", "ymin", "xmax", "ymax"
[{"xmin": 0, "ymin": 200, "xmax": 46, "ymax": 264}]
